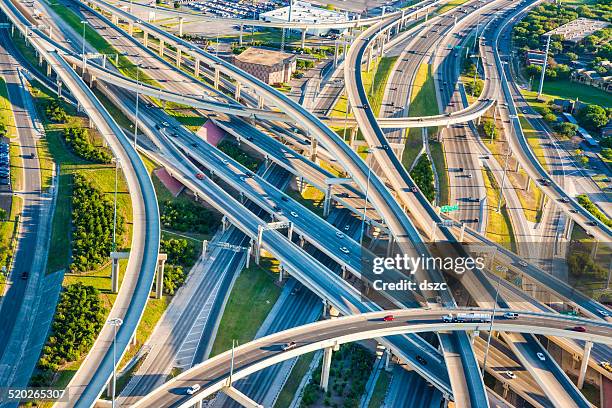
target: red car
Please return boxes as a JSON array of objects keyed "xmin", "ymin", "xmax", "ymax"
[
  {"xmin": 383, "ymin": 315, "xmax": 395, "ymax": 322},
  {"xmin": 572, "ymin": 326, "xmax": 586, "ymax": 332},
  {"xmin": 195, "ymin": 172, "xmax": 205, "ymax": 180}
]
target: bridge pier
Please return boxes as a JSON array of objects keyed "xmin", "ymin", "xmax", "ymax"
[
  {"xmin": 223, "ymin": 386, "xmax": 263, "ymax": 408},
  {"xmin": 194, "ymin": 58, "xmax": 200, "ymax": 77},
  {"xmin": 235, "ymin": 82, "xmax": 242, "ymax": 100},
  {"xmin": 112, "ymin": 14, "xmax": 118, "ymax": 25},
  {"xmin": 143, "ymin": 31, "xmax": 149, "ymax": 48},
  {"xmin": 525, "ymin": 176, "xmax": 531, "ymax": 192},
  {"xmin": 159, "ymin": 39, "xmax": 165, "ymax": 57},
  {"xmin": 155, "ymin": 253, "xmax": 167, "ymax": 299},
  {"xmin": 148, "ymin": 11, "xmax": 156, "ymax": 22},
  {"xmin": 257, "ymin": 94, "xmax": 265, "ymax": 109},
  {"xmin": 46, "ymin": 62, "xmax": 52, "ymax": 77},
  {"xmin": 301, "ymin": 29, "xmax": 306, "ymax": 49},
  {"xmin": 310, "ymin": 138, "xmax": 318, "ymax": 161},
  {"xmin": 239, "ymin": 24, "xmax": 244, "ymax": 46},
  {"xmin": 176, "ymin": 49, "xmax": 182, "ymax": 68},
  {"xmin": 214, "ymin": 68, "xmax": 220, "ymax": 89},
  {"xmin": 128, "ymin": 22, "xmax": 134, "ymax": 36},
  {"xmin": 256, "ymin": 225, "xmax": 263, "ymax": 265},
  {"xmin": 178, "ymin": 17, "xmax": 184, "ymax": 37},
  {"xmin": 333, "ymin": 41, "xmax": 339, "ymax": 68},
  {"xmin": 366, "ymin": 48, "xmax": 373, "ymax": 72},
  {"xmin": 222, "ymin": 215, "xmax": 230, "ymax": 232},
  {"xmin": 323, "ymin": 183, "xmax": 332, "ymax": 217},
  {"xmin": 110, "ymin": 251, "xmax": 130, "ymax": 293},
  {"xmin": 320, "ymin": 346, "xmax": 334, "ymax": 391},
  {"xmin": 577, "ymin": 341, "xmax": 592, "ymax": 389}
]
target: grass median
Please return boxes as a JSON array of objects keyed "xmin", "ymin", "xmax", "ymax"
[{"xmin": 482, "ymin": 168, "xmax": 516, "ymax": 251}]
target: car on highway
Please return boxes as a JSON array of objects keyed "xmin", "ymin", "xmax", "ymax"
[
  {"xmin": 536, "ymin": 352, "xmax": 546, "ymax": 361},
  {"xmin": 600, "ymin": 361, "xmax": 612, "ymax": 373},
  {"xmin": 518, "ymin": 260, "xmax": 528, "ymax": 267},
  {"xmin": 290, "ymin": 211, "xmax": 299, "ymax": 218},
  {"xmin": 457, "ymin": 167, "xmax": 464, "ymax": 172},
  {"xmin": 560, "ymin": 197, "xmax": 569, "ymax": 203},
  {"xmin": 339, "ymin": 246, "xmax": 349, "ymax": 254},
  {"xmin": 569, "ymin": 209, "xmax": 577, "ymax": 213},
  {"xmin": 281, "ymin": 196, "xmax": 289, "ymax": 202},
  {"xmin": 221, "ymin": 159, "xmax": 229, "ymax": 165},
  {"xmin": 416, "ymin": 355, "xmax": 427, "ymax": 365},
  {"xmin": 571, "ymin": 326, "xmax": 586, "ymax": 332},
  {"xmin": 195, "ymin": 172, "xmax": 205, "ymax": 180},
  {"xmin": 503, "ymin": 312, "xmax": 519, "ymax": 319},
  {"xmin": 344, "ymin": 225, "xmax": 350, "ymax": 231},
  {"xmin": 21, "ymin": 272, "xmax": 29, "ymax": 280},
  {"xmin": 335, "ymin": 231, "xmax": 344, "ymax": 239},
  {"xmin": 282, "ymin": 341, "xmax": 297, "ymax": 351},
  {"xmin": 383, "ymin": 315, "xmax": 395, "ymax": 321},
  {"xmin": 586, "ymin": 221, "xmax": 597, "ymax": 226},
  {"xmin": 466, "ymin": 173, "xmax": 473, "ymax": 179},
  {"xmin": 186, "ymin": 384, "xmax": 200, "ymax": 395},
  {"xmin": 410, "ymin": 186, "xmax": 418, "ymax": 193},
  {"xmin": 506, "ymin": 371, "xmax": 516, "ymax": 379},
  {"xmin": 161, "ymin": 121, "xmax": 170, "ymax": 127},
  {"xmin": 598, "ymin": 310, "xmax": 610, "ymax": 317}
]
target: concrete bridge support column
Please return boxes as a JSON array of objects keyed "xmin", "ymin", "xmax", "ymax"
[
  {"xmin": 148, "ymin": 11, "xmax": 156, "ymax": 22},
  {"xmin": 57, "ymin": 81, "xmax": 63, "ymax": 98},
  {"xmin": 239, "ymin": 24, "xmax": 244, "ymax": 46},
  {"xmin": 278, "ymin": 264, "xmax": 285, "ymax": 282},
  {"xmin": 320, "ymin": 346, "xmax": 333, "ymax": 391},
  {"xmin": 214, "ymin": 68, "xmax": 220, "ymax": 89},
  {"xmin": 401, "ymin": 10, "xmax": 405, "ymax": 29},
  {"xmin": 301, "ymin": 29, "xmax": 306, "ymax": 49},
  {"xmin": 258, "ymin": 94, "xmax": 265, "ymax": 109},
  {"xmin": 11, "ymin": 24, "xmax": 14, "ymax": 36},
  {"xmin": 110, "ymin": 251, "xmax": 129, "ymax": 293},
  {"xmin": 299, "ymin": 234, "xmax": 305, "ymax": 248},
  {"xmin": 155, "ymin": 253, "xmax": 167, "ymax": 299},
  {"xmin": 366, "ymin": 48, "xmax": 373, "ymax": 72},
  {"xmin": 46, "ymin": 62, "xmax": 52, "ymax": 77},
  {"xmin": 159, "ymin": 39, "xmax": 165, "ymax": 57},
  {"xmin": 221, "ymin": 215, "xmax": 230, "ymax": 232},
  {"xmin": 349, "ymin": 127, "xmax": 357, "ymax": 148},
  {"xmin": 256, "ymin": 225, "xmax": 263, "ymax": 265},
  {"xmin": 193, "ymin": 58, "xmax": 200, "ymax": 77},
  {"xmin": 323, "ymin": 183, "xmax": 332, "ymax": 217},
  {"xmin": 386, "ymin": 234, "xmax": 395, "ymax": 257},
  {"xmin": 333, "ymin": 41, "xmax": 339, "ymax": 68},
  {"xmin": 460, "ymin": 223, "xmax": 466, "ymax": 241},
  {"xmin": 525, "ymin": 176, "xmax": 531, "ymax": 192},
  {"xmin": 310, "ymin": 138, "xmax": 318, "ymax": 161},
  {"xmin": 577, "ymin": 341, "xmax": 592, "ymax": 389},
  {"xmin": 235, "ymin": 82, "xmax": 242, "ymax": 100},
  {"xmin": 38, "ymin": 52, "xmax": 43, "ymax": 67},
  {"xmin": 106, "ymin": 375, "xmax": 115, "ymax": 398},
  {"xmin": 176, "ymin": 49, "xmax": 182, "ymax": 68},
  {"xmin": 178, "ymin": 17, "xmax": 184, "ymax": 37},
  {"xmin": 128, "ymin": 22, "xmax": 134, "ymax": 36},
  {"xmin": 143, "ymin": 31, "xmax": 149, "ymax": 48},
  {"xmin": 112, "ymin": 15, "xmax": 119, "ymax": 25},
  {"xmin": 224, "ymin": 386, "xmax": 263, "ymax": 408},
  {"xmin": 287, "ymin": 222, "xmax": 294, "ymax": 242}
]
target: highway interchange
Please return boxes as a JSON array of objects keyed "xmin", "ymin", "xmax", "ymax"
[{"xmin": 0, "ymin": 0, "xmax": 610, "ymax": 407}]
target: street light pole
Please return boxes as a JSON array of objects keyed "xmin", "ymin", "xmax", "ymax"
[
  {"xmin": 360, "ymin": 150, "xmax": 372, "ymax": 245},
  {"xmin": 482, "ymin": 270, "xmax": 503, "ymax": 377},
  {"xmin": 112, "ymin": 158, "xmax": 119, "ymax": 252},
  {"xmin": 108, "ymin": 318, "xmax": 123, "ymax": 408},
  {"xmin": 497, "ymin": 116, "xmax": 514, "ymax": 213},
  {"xmin": 133, "ymin": 61, "xmax": 142, "ymax": 148},
  {"xmin": 81, "ymin": 20, "xmax": 88, "ymax": 78},
  {"xmin": 537, "ymin": 34, "xmax": 551, "ymax": 100}
]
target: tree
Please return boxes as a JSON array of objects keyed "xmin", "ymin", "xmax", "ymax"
[
  {"xmin": 576, "ymin": 104, "xmax": 609, "ymax": 131},
  {"xmin": 482, "ymin": 118, "xmax": 497, "ymax": 139},
  {"xmin": 0, "ymin": 208, "xmax": 6, "ymax": 220},
  {"xmin": 525, "ymin": 64, "xmax": 542, "ymax": 77},
  {"xmin": 409, "ymin": 154, "xmax": 435, "ymax": 203},
  {"xmin": 565, "ymin": 52, "xmax": 578, "ymax": 61},
  {"xmin": 554, "ymin": 122, "xmax": 577, "ymax": 138},
  {"xmin": 579, "ymin": 155, "xmax": 590, "ymax": 166},
  {"xmin": 601, "ymin": 147, "xmax": 612, "ymax": 160},
  {"xmin": 173, "ymin": 1, "xmax": 180, "ymax": 8}
]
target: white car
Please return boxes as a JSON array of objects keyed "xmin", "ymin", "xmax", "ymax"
[
  {"xmin": 503, "ymin": 312, "xmax": 519, "ymax": 319},
  {"xmin": 336, "ymin": 231, "xmax": 344, "ymax": 238},
  {"xmin": 536, "ymin": 352, "xmax": 546, "ymax": 361},
  {"xmin": 598, "ymin": 310, "xmax": 610, "ymax": 317},
  {"xmin": 186, "ymin": 384, "xmax": 201, "ymax": 395},
  {"xmin": 222, "ymin": 159, "xmax": 229, "ymax": 165},
  {"xmin": 506, "ymin": 371, "xmax": 516, "ymax": 379},
  {"xmin": 518, "ymin": 260, "xmax": 528, "ymax": 267},
  {"xmin": 290, "ymin": 211, "xmax": 298, "ymax": 218},
  {"xmin": 340, "ymin": 246, "xmax": 349, "ymax": 254}
]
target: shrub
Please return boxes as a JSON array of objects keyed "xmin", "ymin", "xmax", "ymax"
[
  {"xmin": 70, "ymin": 174, "xmax": 124, "ymax": 272},
  {"xmin": 45, "ymin": 100, "xmax": 68, "ymax": 123},
  {"xmin": 63, "ymin": 127, "xmax": 112, "ymax": 163},
  {"xmin": 577, "ymin": 194, "xmax": 612, "ymax": 227},
  {"xmin": 160, "ymin": 238, "xmax": 196, "ymax": 266},
  {"xmin": 410, "ymin": 154, "xmax": 435, "ymax": 203},
  {"xmin": 217, "ymin": 140, "xmax": 259, "ymax": 171},
  {"xmin": 37, "ymin": 283, "xmax": 105, "ymax": 374},
  {"xmin": 160, "ymin": 200, "xmax": 219, "ymax": 234}
]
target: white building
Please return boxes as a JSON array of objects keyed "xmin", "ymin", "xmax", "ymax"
[{"xmin": 259, "ymin": 1, "xmax": 348, "ymax": 36}]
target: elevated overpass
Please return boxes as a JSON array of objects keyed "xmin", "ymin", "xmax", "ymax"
[
  {"xmin": 133, "ymin": 308, "xmax": 612, "ymax": 408},
  {"xmin": 0, "ymin": 1, "xmax": 161, "ymax": 407}
]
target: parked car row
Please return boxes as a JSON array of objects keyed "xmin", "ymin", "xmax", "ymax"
[{"xmin": 0, "ymin": 143, "xmax": 10, "ymax": 185}]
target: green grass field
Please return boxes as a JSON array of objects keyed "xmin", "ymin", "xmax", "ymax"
[
  {"xmin": 482, "ymin": 168, "xmax": 516, "ymax": 251},
  {"xmin": 368, "ymin": 370, "xmax": 392, "ymax": 408},
  {"xmin": 210, "ymin": 257, "xmax": 281, "ymax": 356},
  {"xmin": 367, "ymin": 56, "xmax": 399, "ymax": 115},
  {"xmin": 436, "ymin": 0, "xmax": 470, "ymax": 14},
  {"xmin": 530, "ymin": 79, "xmax": 612, "ymax": 108},
  {"xmin": 430, "ymin": 140, "xmax": 449, "ymax": 206},
  {"xmin": 404, "ymin": 64, "xmax": 438, "ymax": 169},
  {"xmin": 275, "ymin": 353, "xmax": 317, "ymax": 407}
]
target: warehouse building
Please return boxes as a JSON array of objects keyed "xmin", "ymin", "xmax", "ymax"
[{"xmin": 232, "ymin": 47, "xmax": 297, "ymax": 84}]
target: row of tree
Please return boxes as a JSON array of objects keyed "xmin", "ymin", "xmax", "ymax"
[
  {"xmin": 410, "ymin": 154, "xmax": 436, "ymax": 203},
  {"xmin": 71, "ymin": 174, "xmax": 125, "ymax": 272},
  {"xmin": 34, "ymin": 283, "xmax": 105, "ymax": 381},
  {"xmin": 160, "ymin": 238, "xmax": 199, "ymax": 295},
  {"xmin": 45, "ymin": 100, "xmax": 68, "ymax": 123},
  {"xmin": 64, "ymin": 127, "xmax": 112, "ymax": 163},
  {"xmin": 577, "ymin": 194, "xmax": 612, "ymax": 227},
  {"xmin": 160, "ymin": 200, "xmax": 219, "ymax": 234},
  {"xmin": 217, "ymin": 140, "xmax": 260, "ymax": 172}
]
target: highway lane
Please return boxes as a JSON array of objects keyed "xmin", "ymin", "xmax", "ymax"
[
  {"xmin": 0, "ymin": 30, "xmax": 60, "ymax": 406},
  {"xmin": 2, "ymin": 3, "xmax": 163, "ymax": 407},
  {"xmin": 132, "ymin": 308, "xmax": 612, "ymax": 408}
]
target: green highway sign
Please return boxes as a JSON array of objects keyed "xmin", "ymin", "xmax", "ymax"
[{"xmin": 440, "ymin": 204, "xmax": 459, "ymax": 213}]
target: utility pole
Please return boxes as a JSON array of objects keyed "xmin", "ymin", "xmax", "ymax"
[{"xmin": 537, "ymin": 34, "xmax": 551, "ymax": 100}]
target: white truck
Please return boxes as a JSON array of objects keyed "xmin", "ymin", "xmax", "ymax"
[{"xmin": 443, "ymin": 313, "xmax": 492, "ymax": 323}]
